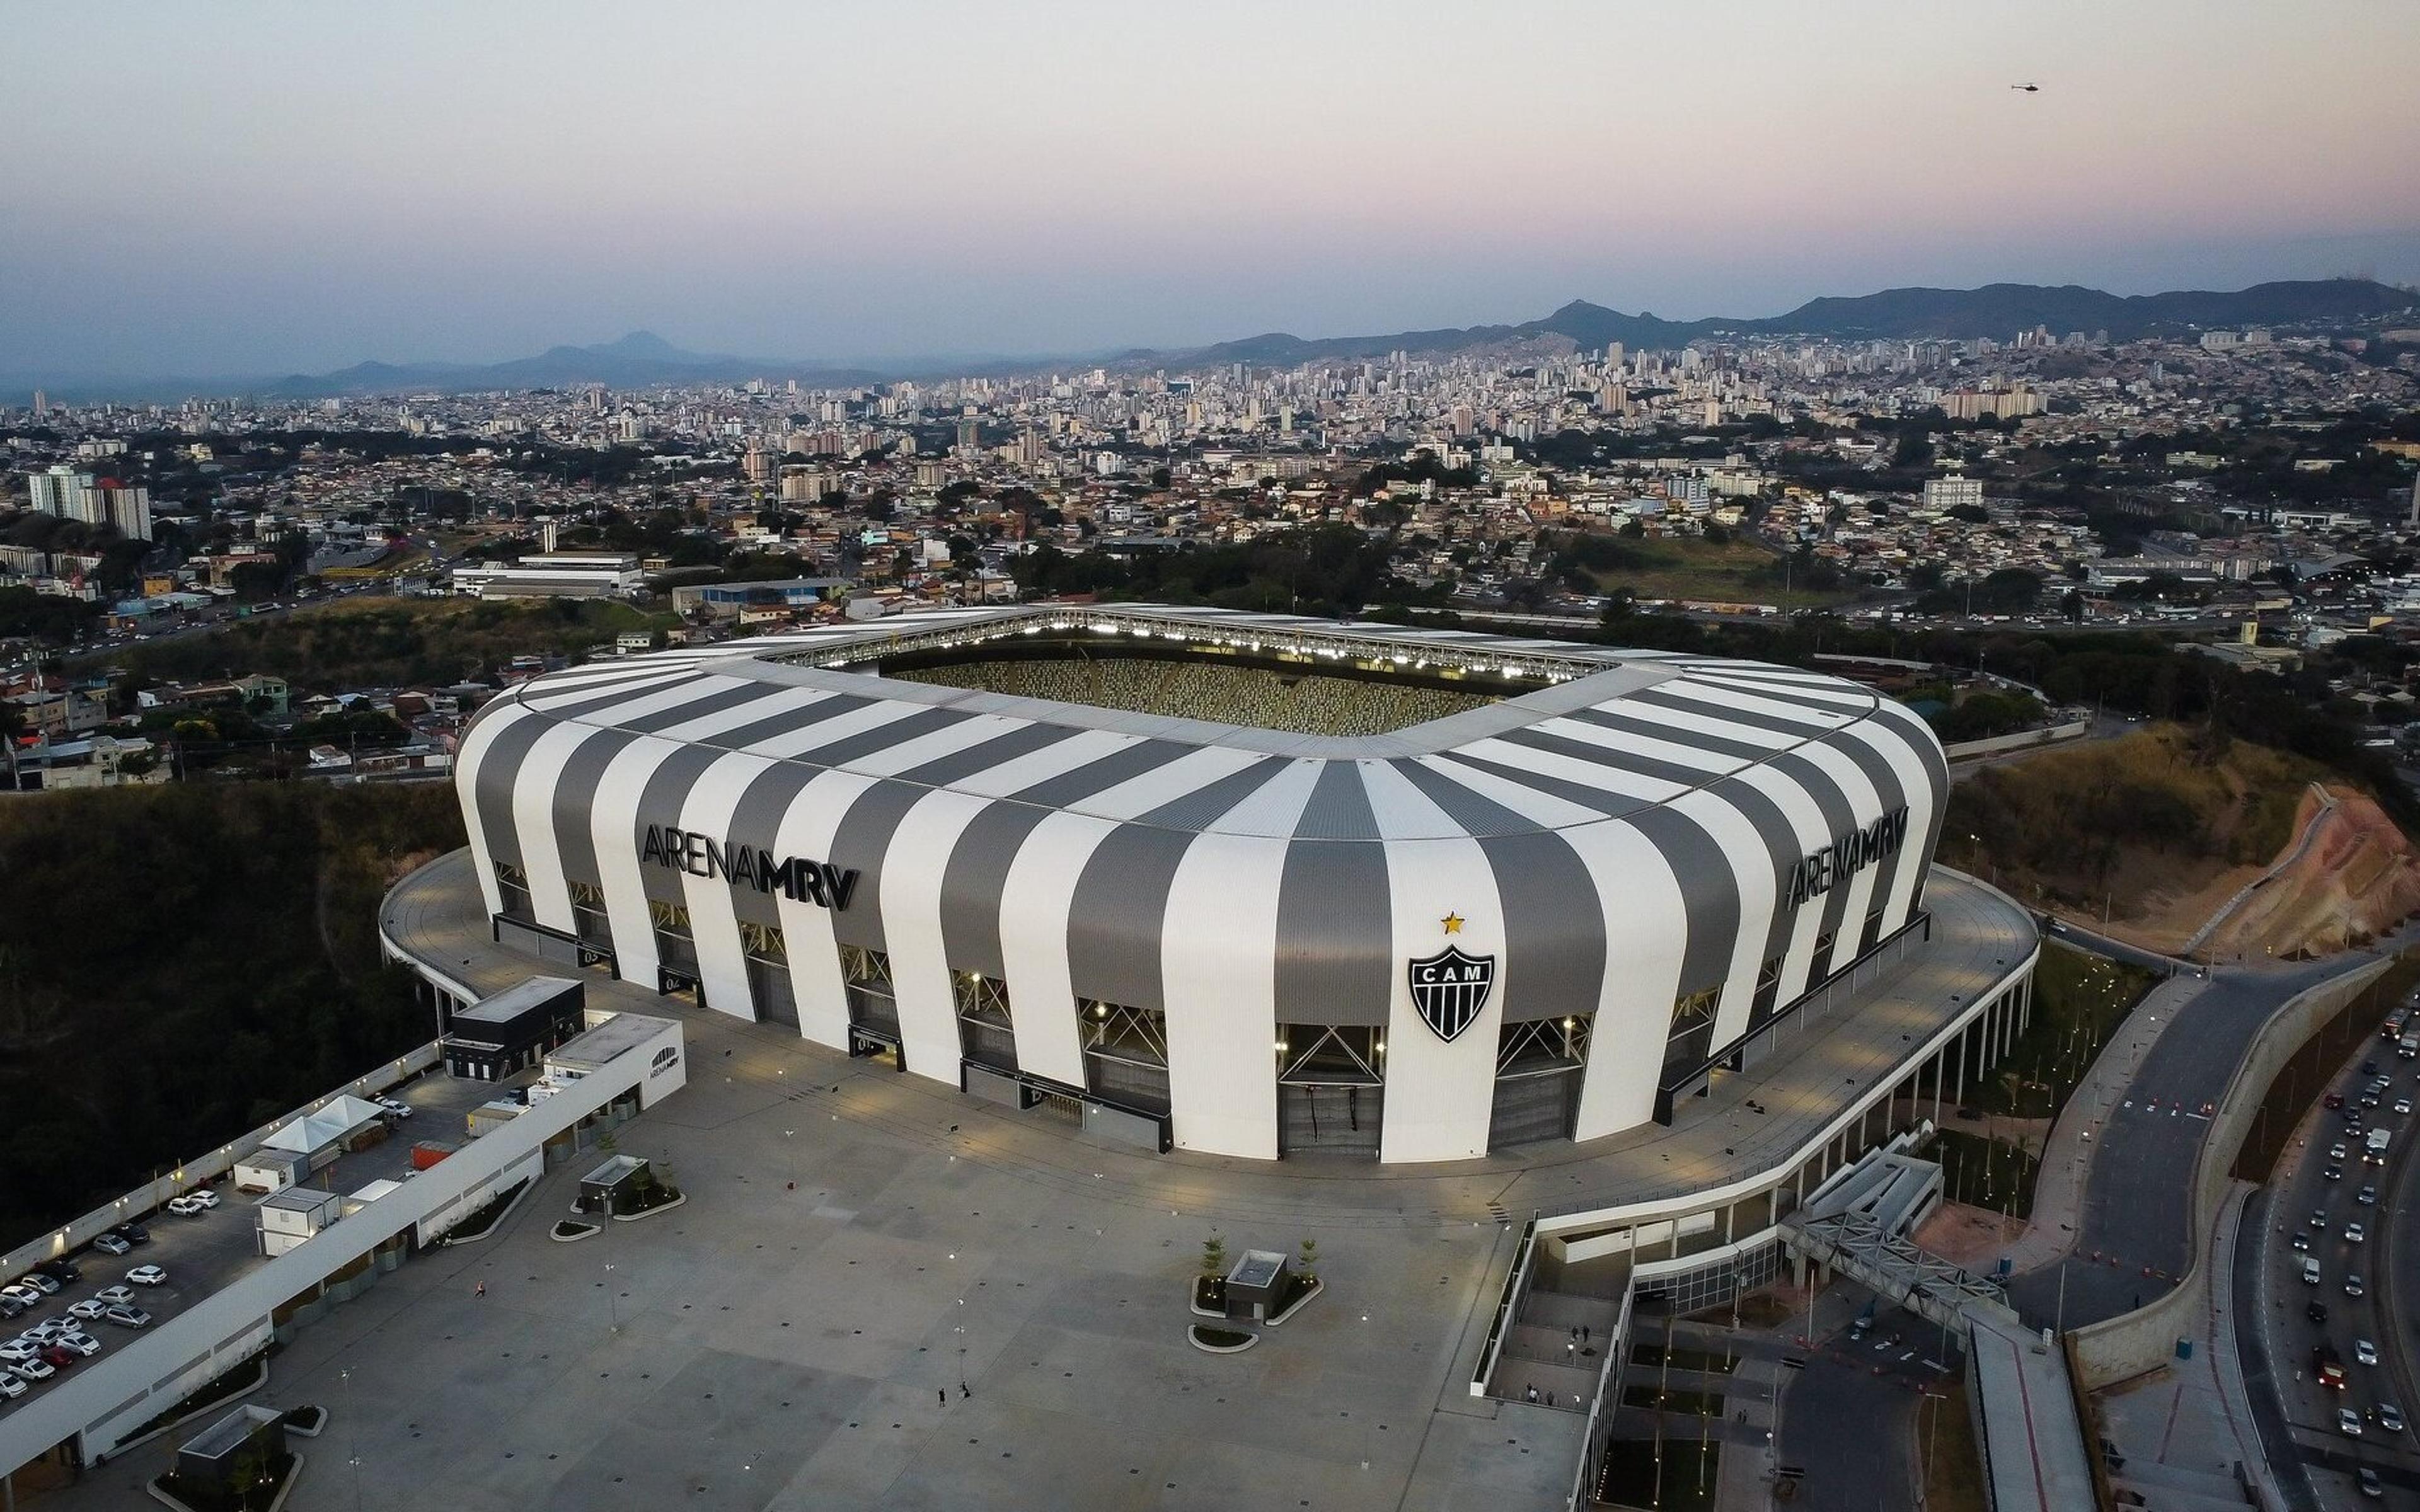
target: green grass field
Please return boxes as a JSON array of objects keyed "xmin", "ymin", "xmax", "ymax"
[{"xmin": 1584, "ymin": 534, "xmax": 1855, "ymax": 609}]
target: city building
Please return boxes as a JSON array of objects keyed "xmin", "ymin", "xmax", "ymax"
[{"xmin": 448, "ymin": 551, "xmax": 644, "ymax": 600}]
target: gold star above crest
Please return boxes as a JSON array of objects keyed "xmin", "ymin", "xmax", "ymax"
[{"xmin": 1440, "ymin": 912, "xmax": 1465, "ymax": 935}]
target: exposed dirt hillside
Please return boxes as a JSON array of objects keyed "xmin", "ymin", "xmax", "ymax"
[{"xmin": 1944, "ymin": 725, "xmax": 2420, "ymax": 958}]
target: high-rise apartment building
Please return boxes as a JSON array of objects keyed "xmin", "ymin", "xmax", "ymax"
[{"xmin": 1922, "ymin": 474, "xmax": 1985, "ymax": 514}]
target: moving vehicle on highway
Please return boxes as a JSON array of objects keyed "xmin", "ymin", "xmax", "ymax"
[{"xmin": 2317, "ymin": 1343, "xmax": 2349, "ymax": 1389}]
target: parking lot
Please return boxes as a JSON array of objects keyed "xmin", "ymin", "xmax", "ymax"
[{"xmin": 0, "ymin": 1063, "xmax": 525, "ymax": 1423}]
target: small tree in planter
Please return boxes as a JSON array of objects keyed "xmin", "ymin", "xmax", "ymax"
[
  {"xmin": 1296, "ymin": 1237, "xmax": 1318, "ymax": 1283},
  {"xmin": 1197, "ymin": 1232, "xmax": 1228, "ymax": 1311}
]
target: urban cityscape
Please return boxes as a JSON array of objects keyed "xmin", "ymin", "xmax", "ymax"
[{"xmin": 2, "ymin": 4, "xmax": 2419, "ymax": 1511}]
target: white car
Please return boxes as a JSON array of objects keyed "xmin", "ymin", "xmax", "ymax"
[
  {"xmin": 93, "ymin": 1286, "xmax": 134, "ymax": 1307},
  {"xmin": 2358, "ymin": 1338, "xmax": 2380, "ymax": 1366},
  {"xmin": 187, "ymin": 1189, "xmax": 221, "ymax": 1209},
  {"xmin": 22, "ymin": 1320, "xmax": 67, "ymax": 1344},
  {"xmin": 125, "ymin": 1266, "xmax": 167, "ymax": 1287},
  {"xmin": 90, "ymin": 1234, "xmax": 130, "ymax": 1257},
  {"xmin": 376, "ymin": 1096, "xmax": 413, "ymax": 1120},
  {"xmin": 65, "ymin": 1299, "xmax": 107, "ymax": 1322},
  {"xmin": 2341, "ymin": 1406, "xmax": 2365, "ymax": 1437},
  {"xmin": 17, "ymin": 1274, "xmax": 58, "ymax": 1296},
  {"xmin": 101, "ymin": 1305, "xmax": 149, "ymax": 1329},
  {"xmin": 2331, "ymin": 1142, "xmax": 2349, "ymax": 1160},
  {"xmin": 2348, "ymin": 1222, "xmax": 2367, "ymax": 1244},
  {"xmin": 54, "ymin": 1331, "xmax": 99, "ymax": 1357},
  {"xmin": 0, "ymin": 1372, "xmax": 23, "ymax": 1399},
  {"xmin": 2399, "ymin": 1098, "xmax": 2413, "ymax": 1116},
  {"xmin": 11, "ymin": 1355, "xmax": 52, "ymax": 1381},
  {"xmin": 166, "ymin": 1196, "xmax": 206, "ymax": 1217},
  {"xmin": 0, "ymin": 1341, "xmax": 37, "ymax": 1365}
]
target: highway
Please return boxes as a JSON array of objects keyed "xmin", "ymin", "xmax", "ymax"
[
  {"xmin": 2005, "ymin": 953, "xmax": 2383, "ymax": 1332},
  {"xmin": 2240, "ymin": 1016, "xmax": 2420, "ymax": 1508}
]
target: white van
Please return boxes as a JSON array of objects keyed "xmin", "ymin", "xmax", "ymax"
[{"xmin": 2304, "ymin": 1257, "xmax": 2322, "ymax": 1285}]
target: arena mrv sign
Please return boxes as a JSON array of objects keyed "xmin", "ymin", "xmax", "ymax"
[
  {"xmin": 640, "ymin": 825, "xmax": 861, "ymax": 910},
  {"xmin": 1782, "ymin": 806, "xmax": 1908, "ymax": 910}
]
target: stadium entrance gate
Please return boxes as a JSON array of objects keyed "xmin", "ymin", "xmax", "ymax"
[{"xmin": 1277, "ymin": 1026, "xmax": 1383, "ymax": 1159}]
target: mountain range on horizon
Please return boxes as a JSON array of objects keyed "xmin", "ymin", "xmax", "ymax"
[{"xmin": 14, "ymin": 277, "xmax": 2417, "ymax": 406}]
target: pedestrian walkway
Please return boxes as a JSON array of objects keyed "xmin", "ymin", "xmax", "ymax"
[
  {"xmin": 2000, "ymin": 973, "xmax": 2205, "ymax": 1276},
  {"xmin": 2094, "ymin": 1181, "xmax": 2273, "ymax": 1512}
]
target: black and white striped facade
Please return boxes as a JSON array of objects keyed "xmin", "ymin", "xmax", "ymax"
[{"xmin": 454, "ymin": 605, "xmax": 1949, "ymax": 1164}]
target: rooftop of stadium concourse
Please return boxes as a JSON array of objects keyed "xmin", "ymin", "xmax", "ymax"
[{"xmin": 383, "ymin": 850, "xmax": 2035, "ymax": 1225}]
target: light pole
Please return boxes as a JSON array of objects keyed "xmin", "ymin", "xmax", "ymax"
[
  {"xmin": 605, "ymin": 1263, "xmax": 619, "ymax": 1334},
  {"xmin": 342, "ymin": 1366, "xmax": 363, "ymax": 1512},
  {"xmin": 785, "ymin": 1129, "xmax": 796, "ymax": 1191},
  {"xmin": 1917, "ymin": 1389, "xmax": 1947, "ymax": 1509}
]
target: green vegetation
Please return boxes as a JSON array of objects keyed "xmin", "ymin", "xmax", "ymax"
[
  {"xmin": 434, "ymin": 1178, "xmax": 531, "ymax": 1244},
  {"xmin": 0, "ymin": 782, "xmax": 463, "ymax": 1244},
  {"xmin": 1945, "ymin": 726, "xmax": 2329, "ymax": 912},
  {"xmin": 1969, "ymin": 944, "xmax": 2159, "ymax": 1119},
  {"xmin": 1630, "ymin": 1341, "xmax": 1739, "ymax": 1374},
  {"xmin": 1621, "ymin": 1385, "xmax": 1726, "ymax": 1416},
  {"xmin": 82, "ymin": 596, "xmax": 673, "ymax": 692},
  {"xmin": 1009, "ymin": 523, "xmax": 1438, "ymax": 614},
  {"xmin": 1935, "ymin": 1128, "xmax": 2037, "ymax": 1218},
  {"xmin": 1557, "ymin": 529, "xmax": 1853, "ymax": 607},
  {"xmin": 1600, "ymin": 1438, "xmax": 1721, "ymax": 1512},
  {"xmin": 154, "ymin": 1450, "xmax": 296, "ymax": 1512}
]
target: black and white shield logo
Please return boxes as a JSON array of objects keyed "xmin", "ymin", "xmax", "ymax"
[{"xmin": 1407, "ymin": 946, "xmax": 1495, "ymax": 1043}]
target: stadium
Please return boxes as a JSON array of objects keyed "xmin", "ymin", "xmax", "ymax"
[{"xmin": 452, "ymin": 604, "xmax": 1950, "ymax": 1164}]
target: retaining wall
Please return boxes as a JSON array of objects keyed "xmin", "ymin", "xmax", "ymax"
[{"xmin": 2068, "ymin": 958, "xmax": 2392, "ymax": 1388}]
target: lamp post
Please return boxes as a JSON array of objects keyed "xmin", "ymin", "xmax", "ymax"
[
  {"xmin": 342, "ymin": 1366, "xmax": 363, "ymax": 1512},
  {"xmin": 605, "ymin": 1263, "xmax": 619, "ymax": 1333}
]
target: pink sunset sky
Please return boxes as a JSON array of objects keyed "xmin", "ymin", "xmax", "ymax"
[{"xmin": 4, "ymin": 0, "xmax": 2415, "ymax": 377}]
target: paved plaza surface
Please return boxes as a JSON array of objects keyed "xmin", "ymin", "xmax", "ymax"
[{"xmin": 18, "ymin": 853, "xmax": 2033, "ymax": 1510}]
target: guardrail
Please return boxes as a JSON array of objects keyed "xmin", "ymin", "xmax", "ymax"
[
  {"xmin": 1942, "ymin": 719, "xmax": 2092, "ymax": 762},
  {"xmin": 0, "ymin": 1042, "xmax": 444, "ymax": 1285},
  {"xmin": 1470, "ymin": 1218, "xmax": 1539, "ymax": 1397},
  {"xmin": 1566, "ymin": 1280, "xmax": 1636, "ymax": 1511}
]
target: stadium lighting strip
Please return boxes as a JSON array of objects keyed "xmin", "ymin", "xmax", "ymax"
[{"xmin": 773, "ymin": 605, "xmax": 1601, "ymax": 687}]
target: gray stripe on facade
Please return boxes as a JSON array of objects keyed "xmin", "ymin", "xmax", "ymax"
[
  {"xmin": 1134, "ymin": 757, "xmax": 1289, "ymax": 832},
  {"xmin": 1390, "ymin": 761, "xmax": 1606, "ymax": 1024},
  {"xmin": 517, "ymin": 671, "xmax": 703, "ymax": 721},
  {"xmin": 551, "ymin": 728, "xmax": 642, "ymax": 892},
  {"xmin": 1293, "ymin": 760, "xmax": 1382, "ymax": 841},
  {"xmin": 1011, "ymin": 739, "xmax": 1192, "ymax": 808},
  {"xmin": 795, "ymin": 706, "xmax": 972, "ymax": 769},
  {"xmin": 1492, "ymin": 726, "xmax": 1721, "ymax": 794},
  {"xmin": 937, "ymin": 803, "xmax": 1055, "ymax": 980},
  {"xmin": 470, "ymin": 710, "xmax": 556, "ymax": 876},
  {"xmin": 721, "ymin": 763, "xmax": 827, "ymax": 930},
  {"xmin": 1863, "ymin": 700, "xmax": 1950, "ymax": 903},
  {"xmin": 631, "ymin": 745, "xmax": 729, "ymax": 909},
  {"xmin": 1064, "ymin": 825, "xmax": 1201, "ymax": 1012},
  {"xmin": 1562, "ymin": 707, "xmax": 1781, "ymax": 763},
  {"xmin": 1273, "ymin": 837, "xmax": 1393, "ymax": 1026},
  {"xmin": 890, "ymin": 721, "xmax": 1066, "ymax": 788},
  {"xmin": 1701, "ymin": 776, "xmax": 1811, "ymax": 1025},
  {"xmin": 700, "ymin": 693, "xmax": 878, "ymax": 752},
  {"xmin": 1762, "ymin": 750, "xmax": 1864, "ymax": 948},
  {"xmin": 616, "ymin": 682, "xmax": 782, "ymax": 734},
  {"xmin": 1626, "ymin": 805, "xmax": 1732, "ymax": 1000},
  {"xmin": 823, "ymin": 779, "xmax": 933, "ymax": 953},
  {"xmin": 1631, "ymin": 687, "xmax": 1842, "ymax": 741},
  {"xmin": 1427, "ymin": 752, "xmax": 1656, "ymax": 819}
]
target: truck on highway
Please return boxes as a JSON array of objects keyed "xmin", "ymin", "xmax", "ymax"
[
  {"xmin": 2400, "ymin": 1032, "xmax": 2419, "ymax": 1060},
  {"xmin": 2367, "ymin": 1128, "xmax": 2392, "ymax": 1164},
  {"xmin": 2388, "ymin": 1007, "xmax": 2411, "ymax": 1041}
]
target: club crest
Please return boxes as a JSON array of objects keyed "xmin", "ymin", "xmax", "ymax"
[{"xmin": 1407, "ymin": 945, "xmax": 1495, "ymax": 1042}]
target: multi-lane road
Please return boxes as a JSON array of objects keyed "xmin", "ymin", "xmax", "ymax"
[{"xmin": 2241, "ymin": 1016, "xmax": 2420, "ymax": 1508}]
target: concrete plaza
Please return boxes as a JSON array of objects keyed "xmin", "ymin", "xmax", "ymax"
[{"xmin": 38, "ymin": 997, "xmax": 1579, "ymax": 1511}]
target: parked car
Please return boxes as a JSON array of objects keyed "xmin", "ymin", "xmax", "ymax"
[
  {"xmin": 13, "ymin": 1354, "xmax": 54, "ymax": 1380},
  {"xmin": 125, "ymin": 1266, "xmax": 167, "ymax": 1287},
  {"xmin": 0, "ymin": 1372, "xmax": 23, "ymax": 1399},
  {"xmin": 0, "ymin": 1341, "xmax": 38, "ymax": 1365},
  {"xmin": 17, "ymin": 1274, "xmax": 58, "ymax": 1296},
  {"xmin": 53, "ymin": 1331, "xmax": 99, "ymax": 1357},
  {"xmin": 90, "ymin": 1234, "xmax": 130, "ymax": 1257},
  {"xmin": 166, "ymin": 1196, "xmax": 206, "ymax": 1217},
  {"xmin": 100, "ymin": 1305, "xmax": 149, "ymax": 1329},
  {"xmin": 92, "ymin": 1285, "xmax": 134, "ymax": 1307},
  {"xmin": 32, "ymin": 1260, "xmax": 79, "ymax": 1285},
  {"xmin": 0, "ymin": 1295, "xmax": 23, "ymax": 1321},
  {"xmin": 23, "ymin": 1320, "xmax": 69, "ymax": 1344},
  {"xmin": 110, "ymin": 1222, "xmax": 149, "ymax": 1246},
  {"xmin": 376, "ymin": 1096, "xmax": 414, "ymax": 1120},
  {"xmin": 64, "ymin": 1300, "xmax": 107, "ymax": 1322},
  {"xmin": 0, "ymin": 1284, "xmax": 40, "ymax": 1310}
]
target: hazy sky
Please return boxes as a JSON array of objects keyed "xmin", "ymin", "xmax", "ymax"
[{"xmin": 6, "ymin": 0, "xmax": 2417, "ymax": 379}]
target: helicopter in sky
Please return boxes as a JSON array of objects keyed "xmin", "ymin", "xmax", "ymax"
[{"xmin": 2010, "ymin": 83, "xmax": 2041, "ymax": 92}]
